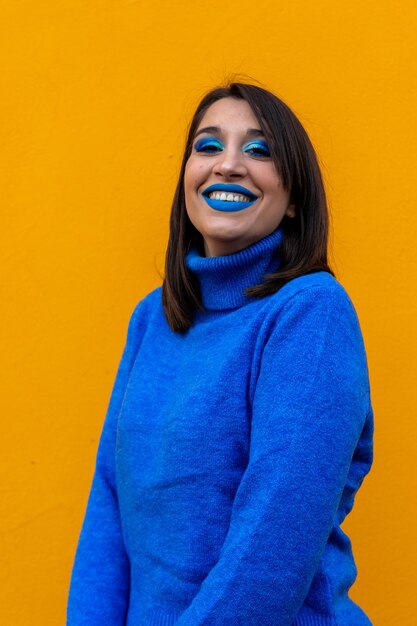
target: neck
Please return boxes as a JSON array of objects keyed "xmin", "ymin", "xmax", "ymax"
[{"xmin": 185, "ymin": 227, "xmax": 284, "ymax": 312}]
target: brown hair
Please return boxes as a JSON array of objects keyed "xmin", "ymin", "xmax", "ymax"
[{"xmin": 162, "ymin": 82, "xmax": 333, "ymax": 334}]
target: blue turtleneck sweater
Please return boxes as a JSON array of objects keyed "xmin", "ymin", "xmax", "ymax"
[{"xmin": 67, "ymin": 227, "xmax": 374, "ymax": 626}]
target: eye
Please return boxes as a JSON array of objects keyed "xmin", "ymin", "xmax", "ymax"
[
  {"xmin": 243, "ymin": 141, "xmax": 271, "ymax": 158},
  {"xmin": 194, "ymin": 137, "xmax": 224, "ymax": 154}
]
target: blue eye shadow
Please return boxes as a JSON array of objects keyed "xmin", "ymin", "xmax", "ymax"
[
  {"xmin": 194, "ymin": 137, "xmax": 224, "ymax": 152},
  {"xmin": 243, "ymin": 140, "xmax": 271, "ymax": 156}
]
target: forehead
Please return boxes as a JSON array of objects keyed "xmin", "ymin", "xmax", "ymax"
[{"xmin": 196, "ymin": 97, "xmax": 260, "ymax": 133}]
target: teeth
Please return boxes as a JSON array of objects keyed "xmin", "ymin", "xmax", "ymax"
[{"xmin": 208, "ymin": 191, "xmax": 253, "ymax": 202}]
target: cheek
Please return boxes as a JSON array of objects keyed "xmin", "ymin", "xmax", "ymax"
[
  {"xmin": 185, "ymin": 157, "xmax": 211, "ymax": 188},
  {"xmin": 252, "ymin": 163, "xmax": 281, "ymax": 190},
  {"xmin": 184, "ymin": 162, "xmax": 198, "ymax": 190},
  {"xmin": 266, "ymin": 169, "xmax": 282, "ymax": 190},
  {"xmin": 184, "ymin": 166, "xmax": 202, "ymax": 209},
  {"xmin": 268, "ymin": 175, "xmax": 286, "ymax": 197},
  {"xmin": 184, "ymin": 167, "xmax": 194, "ymax": 196}
]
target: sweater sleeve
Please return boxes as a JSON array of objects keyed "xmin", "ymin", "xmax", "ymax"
[
  {"xmin": 67, "ymin": 298, "xmax": 149, "ymax": 626},
  {"xmin": 175, "ymin": 284, "xmax": 372, "ymax": 626}
]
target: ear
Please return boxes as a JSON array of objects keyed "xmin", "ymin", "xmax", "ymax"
[{"xmin": 285, "ymin": 204, "xmax": 296, "ymax": 218}]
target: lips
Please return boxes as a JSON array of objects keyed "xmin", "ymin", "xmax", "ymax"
[
  {"xmin": 201, "ymin": 184, "xmax": 259, "ymax": 213},
  {"xmin": 202, "ymin": 184, "xmax": 258, "ymax": 200}
]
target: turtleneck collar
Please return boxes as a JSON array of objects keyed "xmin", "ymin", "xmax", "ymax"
[{"xmin": 185, "ymin": 226, "xmax": 284, "ymax": 311}]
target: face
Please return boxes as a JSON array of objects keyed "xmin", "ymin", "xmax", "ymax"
[{"xmin": 184, "ymin": 97, "xmax": 295, "ymax": 257}]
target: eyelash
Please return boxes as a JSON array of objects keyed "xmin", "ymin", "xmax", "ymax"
[
  {"xmin": 194, "ymin": 138, "xmax": 223, "ymax": 154},
  {"xmin": 193, "ymin": 137, "xmax": 271, "ymax": 158},
  {"xmin": 245, "ymin": 142, "xmax": 271, "ymax": 157}
]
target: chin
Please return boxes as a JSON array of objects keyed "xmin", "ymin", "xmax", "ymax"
[{"xmin": 203, "ymin": 227, "xmax": 247, "ymax": 243}]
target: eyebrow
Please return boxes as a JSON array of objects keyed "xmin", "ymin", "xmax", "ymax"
[{"xmin": 194, "ymin": 126, "xmax": 265, "ymax": 139}]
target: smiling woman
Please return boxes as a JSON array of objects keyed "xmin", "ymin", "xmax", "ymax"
[
  {"xmin": 67, "ymin": 82, "xmax": 374, "ymax": 626},
  {"xmin": 184, "ymin": 97, "xmax": 296, "ymax": 256}
]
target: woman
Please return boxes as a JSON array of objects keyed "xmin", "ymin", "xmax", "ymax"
[{"xmin": 67, "ymin": 83, "xmax": 374, "ymax": 625}]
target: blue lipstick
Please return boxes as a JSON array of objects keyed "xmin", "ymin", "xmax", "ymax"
[{"xmin": 202, "ymin": 184, "xmax": 258, "ymax": 213}]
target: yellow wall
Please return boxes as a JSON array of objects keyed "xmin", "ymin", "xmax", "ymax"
[{"xmin": 1, "ymin": 1, "xmax": 415, "ymax": 623}]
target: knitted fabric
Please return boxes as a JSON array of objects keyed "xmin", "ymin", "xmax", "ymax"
[{"xmin": 67, "ymin": 226, "xmax": 374, "ymax": 625}]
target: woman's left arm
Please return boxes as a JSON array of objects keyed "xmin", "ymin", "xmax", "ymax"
[
  {"xmin": 67, "ymin": 298, "xmax": 150, "ymax": 625},
  {"xmin": 176, "ymin": 283, "xmax": 373, "ymax": 626}
]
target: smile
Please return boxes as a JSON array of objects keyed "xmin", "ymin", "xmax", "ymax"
[{"xmin": 201, "ymin": 184, "xmax": 258, "ymax": 213}]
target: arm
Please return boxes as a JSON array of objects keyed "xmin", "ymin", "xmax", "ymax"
[
  {"xmin": 176, "ymin": 284, "xmax": 371, "ymax": 626},
  {"xmin": 67, "ymin": 298, "xmax": 149, "ymax": 626}
]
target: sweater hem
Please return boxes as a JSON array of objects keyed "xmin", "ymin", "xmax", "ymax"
[
  {"xmin": 148, "ymin": 607, "xmax": 182, "ymax": 625},
  {"xmin": 147, "ymin": 607, "xmax": 339, "ymax": 625},
  {"xmin": 292, "ymin": 616, "xmax": 338, "ymax": 626}
]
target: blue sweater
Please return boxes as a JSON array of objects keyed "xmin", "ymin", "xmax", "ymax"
[{"xmin": 67, "ymin": 226, "xmax": 374, "ymax": 626}]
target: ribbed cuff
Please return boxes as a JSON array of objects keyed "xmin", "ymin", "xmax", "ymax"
[
  {"xmin": 293, "ymin": 616, "xmax": 338, "ymax": 626},
  {"xmin": 147, "ymin": 607, "xmax": 339, "ymax": 626},
  {"xmin": 147, "ymin": 607, "xmax": 182, "ymax": 626}
]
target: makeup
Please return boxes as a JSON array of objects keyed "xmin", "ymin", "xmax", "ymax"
[
  {"xmin": 242, "ymin": 140, "xmax": 270, "ymax": 158},
  {"xmin": 184, "ymin": 97, "xmax": 292, "ymax": 255},
  {"xmin": 202, "ymin": 184, "xmax": 258, "ymax": 213},
  {"xmin": 194, "ymin": 137, "xmax": 224, "ymax": 153}
]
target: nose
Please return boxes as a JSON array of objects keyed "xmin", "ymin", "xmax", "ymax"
[{"xmin": 213, "ymin": 146, "xmax": 247, "ymax": 179}]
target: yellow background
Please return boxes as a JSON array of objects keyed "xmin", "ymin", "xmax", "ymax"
[{"xmin": 1, "ymin": 1, "xmax": 416, "ymax": 623}]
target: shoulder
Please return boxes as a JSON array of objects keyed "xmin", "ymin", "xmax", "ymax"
[
  {"xmin": 127, "ymin": 285, "xmax": 163, "ymax": 334},
  {"xmin": 275, "ymin": 270, "xmax": 352, "ymax": 304},
  {"xmin": 131, "ymin": 285, "xmax": 162, "ymax": 312},
  {"xmin": 259, "ymin": 271, "xmax": 365, "ymax": 348},
  {"xmin": 260, "ymin": 272, "xmax": 369, "ymax": 380},
  {"xmin": 268, "ymin": 271, "xmax": 359, "ymax": 320}
]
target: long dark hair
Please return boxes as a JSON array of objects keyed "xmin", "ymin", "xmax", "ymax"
[{"xmin": 162, "ymin": 82, "xmax": 334, "ymax": 334}]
